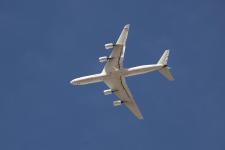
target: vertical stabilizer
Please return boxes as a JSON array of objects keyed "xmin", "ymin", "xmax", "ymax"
[
  {"xmin": 157, "ymin": 49, "xmax": 169, "ymax": 65},
  {"xmin": 157, "ymin": 50, "xmax": 174, "ymax": 81}
]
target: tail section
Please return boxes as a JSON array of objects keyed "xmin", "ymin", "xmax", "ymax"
[
  {"xmin": 157, "ymin": 49, "xmax": 170, "ymax": 65},
  {"xmin": 157, "ymin": 50, "xmax": 174, "ymax": 81},
  {"xmin": 158, "ymin": 67, "xmax": 174, "ymax": 81}
]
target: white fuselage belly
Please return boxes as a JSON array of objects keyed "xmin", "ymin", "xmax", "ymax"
[
  {"xmin": 70, "ymin": 64, "xmax": 163, "ymax": 85},
  {"xmin": 123, "ymin": 64, "xmax": 162, "ymax": 77},
  {"xmin": 71, "ymin": 73, "xmax": 106, "ymax": 85}
]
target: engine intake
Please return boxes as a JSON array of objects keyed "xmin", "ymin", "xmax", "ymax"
[
  {"xmin": 99, "ymin": 56, "xmax": 108, "ymax": 63},
  {"xmin": 105, "ymin": 43, "xmax": 114, "ymax": 49},
  {"xmin": 99, "ymin": 56, "xmax": 112, "ymax": 63},
  {"xmin": 113, "ymin": 100, "xmax": 124, "ymax": 107},
  {"xmin": 103, "ymin": 89, "xmax": 115, "ymax": 95}
]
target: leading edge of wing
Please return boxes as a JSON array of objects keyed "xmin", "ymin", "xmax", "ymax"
[{"xmin": 116, "ymin": 24, "xmax": 130, "ymax": 45}]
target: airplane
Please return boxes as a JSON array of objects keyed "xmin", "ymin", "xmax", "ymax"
[{"xmin": 70, "ymin": 24, "xmax": 174, "ymax": 120}]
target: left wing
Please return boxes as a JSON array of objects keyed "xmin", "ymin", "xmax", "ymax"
[
  {"xmin": 103, "ymin": 24, "xmax": 130, "ymax": 73},
  {"xmin": 104, "ymin": 77, "xmax": 144, "ymax": 120}
]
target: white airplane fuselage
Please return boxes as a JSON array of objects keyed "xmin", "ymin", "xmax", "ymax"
[
  {"xmin": 70, "ymin": 64, "xmax": 163, "ymax": 85},
  {"xmin": 70, "ymin": 24, "xmax": 174, "ymax": 119}
]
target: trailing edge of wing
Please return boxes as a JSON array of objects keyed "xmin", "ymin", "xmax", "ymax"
[{"xmin": 121, "ymin": 78, "xmax": 144, "ymax": 120}]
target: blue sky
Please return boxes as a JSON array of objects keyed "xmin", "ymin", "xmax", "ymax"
[{"xmin": 1, "ymin": 0, "xmax": 225, "ymax": 149}]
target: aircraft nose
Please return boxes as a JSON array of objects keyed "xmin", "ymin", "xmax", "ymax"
[{"xmin": 70, "ymin": 79, "xmax": 78, "ymax": 85}]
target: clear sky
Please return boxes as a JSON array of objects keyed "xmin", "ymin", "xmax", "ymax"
[{"xmin": 1, "ymin": 0, "xmax": 225, "ymax": 149}]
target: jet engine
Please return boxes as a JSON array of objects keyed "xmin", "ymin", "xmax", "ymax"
[
  {"xmin": 103, "ymin": 89, "xmax": 115, "ymax": 95},
  {"xmin": 99, "ymin": 56, "xmax": 108, "ymax": 63},
  {"xmin": 104, "ymin": 43, "xmax": 114, "ymax": 49},
  {"xmin": 99, "ymin": 56, "xmax": 111, "ymax": 63},
  {"xmin": 113, "ymin": 100, "xmax": 124, "ymax": 107}
]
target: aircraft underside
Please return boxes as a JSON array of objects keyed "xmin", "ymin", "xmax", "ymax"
[{"xmin": 70, "ymin": 24, "xmax": 174, "ymax": 119}]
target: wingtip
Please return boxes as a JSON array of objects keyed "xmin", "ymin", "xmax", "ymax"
[
  {"xmin": 137, "ymin": 114, "xmax": 144, "ymax": 120},
  {"xmin": 124, "ymin": 24, "xmax": 130, "ymax": 29},
  {"xmin": 138, "ymin": 116, "xmax": 144, "ymax": 120},
  {"xmin": 164, "ymin": 49, "xmax": 170, "ymax": 52}
]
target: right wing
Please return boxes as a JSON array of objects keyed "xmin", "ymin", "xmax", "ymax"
[
  {"xmin": 103, "ymin": 24, "xmax": 130, "ymax": 73},
  {"xmin": 104, "ymin": 77, "xmax": 144, "ymax": 120}
]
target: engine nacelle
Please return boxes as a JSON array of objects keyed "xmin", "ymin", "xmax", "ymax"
[
  {"xmin": 113, "ymin": 100, "xmax": 124, "ymax": 107},
  {"xmin": 103, "ymin": 89, "xmax": 115, "ymax": 95},
  {"xmin": 99, "ymin": 56, "xmax": 108, "ymax": 63},
  {"xmin": 105, "ymin": 43, "xmax": 114, "ymax": 49}
]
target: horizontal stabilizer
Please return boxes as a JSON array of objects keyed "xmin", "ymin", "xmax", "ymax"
[{"xmin": 159, "ymin": 67, "xmax": 174, "ymax": 81}]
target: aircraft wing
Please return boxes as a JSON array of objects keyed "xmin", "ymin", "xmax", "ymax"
[
  {"xmin": 103, "ymin": 24, "xmax": 130, "ymax": 73},
  {"xmin": 104, "ymin": 77, "xmax": 144, "ymax": 120}
]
